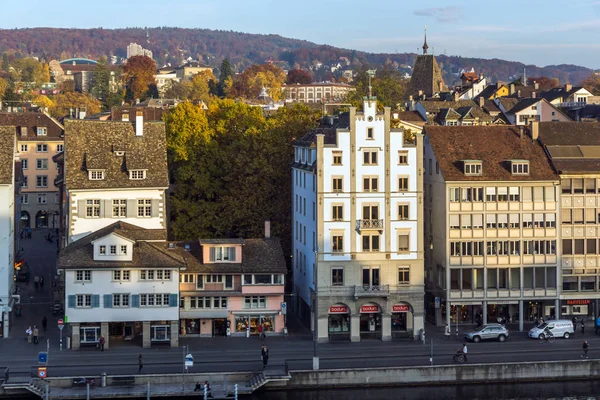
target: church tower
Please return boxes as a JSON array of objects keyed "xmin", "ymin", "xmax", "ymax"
[{"xmin": 407, "ymin": 27, "xmax": 447, "ymax": 99}]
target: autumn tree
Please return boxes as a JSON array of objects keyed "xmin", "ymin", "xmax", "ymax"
[
  {"xmin": 50, "ymin": 91, "xmax": 101, "ymax": 118},
  {"xmin": 164, "ymin": 80, "xmax": 192, "ymax": 100},
  {"xmin": 162, "ymin": 101, "xmax": 210, "ymax": 163},
  {"xmin": 229, "ymin": 64, "xmax": 286, "ymax": 101},
  {"xmin": 286, "ymin": 69, "xmax": 312, "ymax": 84},
  {"xmin": 10, "ymin": 58, "xmax": 49, "ymax": 86},
  {"xmin": 581, "ymin": 73, "xmax": 600, "ymax": 95},
  {"xmin": 527, "ymin": 76, "xmax": 560, "ymax": 91},
  {"xmin": 0, "ymin": 77, "xmax": 7, "ymax": 101},
  {"xmin": 122, "ymin": 55, "xmax": 157, "ymax": 102},
  {"xmin": 217, "ymin": 58, "xmax": 233, "ymax": 97},
  {"xmin": 60, "ymin": 79, "xmax": 75, "ymax": 93},
  {"xmin": 189, "ymin": 70, "xmax": 216, "ymax": 102},
  {"xmin": 32, "ymin": 94, "xmax": 54, "ymax": 111}
]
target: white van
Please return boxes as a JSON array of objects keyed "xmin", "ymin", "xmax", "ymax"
[{"xmin": 528, "ymin": 320, "xmax": 574, "ymax": 339}]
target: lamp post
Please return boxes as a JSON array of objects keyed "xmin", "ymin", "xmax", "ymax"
[{"xmin": 313, "ymin": 250, "xmax": 319, "ymax": 371}]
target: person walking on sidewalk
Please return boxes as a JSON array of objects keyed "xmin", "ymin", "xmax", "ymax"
[
  {"xmin": 582, "ymin": 340, "xmax": 589, "ymax": 358},
  {"xmin": 261, "ymin": 344, "xmax": 269, "ymax": 369},
  {"xmin": 41, "ymin": 316, "xmax": 47, "ymax": 333},
  {"xmin": 99, "ymin": 336, "xmax": 105, "ymax": 351},
  {"xmin": 26, "ymin": 326, "xmax": 32, "ymax": 343},
  {"xmin": 461, "ymin": 343, "xmax": 468, "ymax": 362},
  {"xmin": 581, "ymin": 319, "xmax": 585, "ymax": 335},
  {"xmin": 257, "ymin": 324, "xmax": 263, "ymax": 339},
  {"xmin": 33, "ymin": 326, "xmax": 39, "ymax": 344},
  {"xmin": 40, "ymin": 277, "xmax": 44, "ymax": 289},
  {"xmin": 444, "ymin": 323, "xmax": 451, "ymax": 340},
  {"xmin": 138, "ymin": 354, "xmax": 143, "ymax": 373}
]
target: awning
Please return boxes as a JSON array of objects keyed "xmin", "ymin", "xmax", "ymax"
[
  {"xmin": 232, "ymin": 310, "xmax": 280, "ymax": 315},
  {"xmin": 180, "ymin": 310, "xmax": 229, "ymax": 319}
]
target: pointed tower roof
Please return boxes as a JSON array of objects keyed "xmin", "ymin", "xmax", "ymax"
[
  {"xmin": 422, "ymin": 26, "xmax": 429, "ymax": 55},
  {"xmin": 407, "ymin": 30, "xmax": 447, "ymax": 99}
]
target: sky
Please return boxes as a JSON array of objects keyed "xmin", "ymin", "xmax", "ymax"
[{"xmin": 1, "ymin": 0, "xmax": 600, "ymax": 69}]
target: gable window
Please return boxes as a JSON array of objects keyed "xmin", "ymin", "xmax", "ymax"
[
  {"xmin": 137, "ymin": 199, "xmax": 152, "ymax": 217},
  {"xmin": 110, "ymin": 245, "xmax": 117, "ymax": 255},
  {"xmin": 37, "ymin": 127, "xmax": 47, "ymax": 136},
  {"xmin": 367, "ymin": 127, "xmax": 374, "ymax": 139},
  {"xmin": 120, "ymin": 245, "xmax": 127, "ymax": 255},
  {"xmin": 36, "ymin": 175, "xmax": 48, "ymax": 188},
  {"xmin": 332, "ymin": 177, "xmax": 343, "ymax": 192},
  {"xmin": 99, "ymin": 245, "xmax": 106, "ymax": 255},
  {"xmin": 112, "ymin": 199, "xmax": 127, "ymax": 217},
  {"xmin": 398, "ymin": 177, "xmax": 409, "ymax": 191},
  {"xmin": 398, "ymin": 151, "xmax": 408, "ymax": 165},
  {"xmin": 464, "ymin": 161, "xmax": 482, "ymax": 176},
  {"xmin": 36, "ymin": 159, "xmax": 48, "ymax": 170},
  {"xmin": 332, "ymin": 205, "xmax": 343, "ymax": 221},
  {"xmin": 86, "ymin": 200, "xmax": 101, "ymax": 217},
  {"xmin": 511, "ymin": 161, "xmax": 530, "ymax": 175},
  {"xmin": 363, "ymin": 176, "xmax": 379, "ymax": 192},
  {"xmin": 363, "ymin": 150, "xmax": 378, "ymax": 165},
  {"xmin": 129, "ymin": 170, "xmax": 146, "ymax": 180},
  {"xmin": 75, "ymin": 270, "xmax": 91, "ymax": 282},
  {"xmin": 89, "ymin": 170, "xmax": 104, "ymax": 180},
  {"xmin": 36, "ymin": 144, "xmax": 47, "ymax": 153},
  {"xmin": 332, "ymin": 151, "xmax": 342, "ymax": 165}
]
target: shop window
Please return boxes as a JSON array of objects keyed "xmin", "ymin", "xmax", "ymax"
[
  {"xmin": 151, "ymin": 325, "xmax": 170, "ymax": 341},
  {"xmin": 328, "ymin": 314, "xmax": 350, "ymax": 333},
  {"xmin": 80, "ymin": 327, "xmax": 100, "ymax": 343}
]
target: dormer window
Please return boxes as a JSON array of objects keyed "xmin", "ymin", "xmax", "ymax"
[
  {"xmin": 89, "ymin": 170, "xmax": 105, "ymax": 180},
  {"xmin": 464, "ymin": 161, "xmax": 482, "ymax": 176},
  {"xmin": 99, "ymin": 245, "xmax": 106, "ymax": 255},
  {"xmin": 37, "ymin": 127, "xmax": 47, "ymax": 136},
  {"xmin": 129, "ymin": 170, "xmax": 147, "ymax": 180},
  {"xmin": 209, "ymin": 246, "xmax": 237, "ymax": 262},
  {"xmin": 511, "ymin": 161, "xmax": 530, "ymax": 175}
]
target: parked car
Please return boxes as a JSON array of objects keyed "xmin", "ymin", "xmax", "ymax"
[
  {"xmin": 464, "ymin": 323, "xmax": 509, "ymax": 343},
  {"xmin": 528, "ymin": 320, "xmax": 574, "ymax": 339}
]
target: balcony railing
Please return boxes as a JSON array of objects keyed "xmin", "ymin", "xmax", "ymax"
[
  {"xmin": 356, "ymin": 219, "xmax": 384, "ymax": 233},
  {"xmin": 354, "ymin": 284, "xmax": 390, "ymax": 298},
  {"xmin": 559, "ymin": 101, "xmax": 587, "ymax": 109}
]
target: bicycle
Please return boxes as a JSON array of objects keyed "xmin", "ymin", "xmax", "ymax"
[
  {"xmin": 538, "ymin": 333, "xmax": 555, "ymax": 343},
  {"xmin": 453, "ymin": 353, "xmax": 466, "ymax": 363}
]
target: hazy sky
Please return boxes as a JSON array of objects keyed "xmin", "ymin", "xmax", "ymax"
[{"xmin": 1, "ymin": 0, "xmax": 600, "ymax": 68}]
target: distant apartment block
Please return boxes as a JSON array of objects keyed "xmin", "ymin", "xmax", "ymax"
[
  {"xmin": 282, "ymin": 83, "xmax": 354, "ymax": 103},
  {"xmin": 127, "ymin": 43, "xmax": 153, "ymax": 59}
]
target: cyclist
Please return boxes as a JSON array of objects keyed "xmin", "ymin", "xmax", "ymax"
[{"xmin": 542, "ymin": 325, "xmax": 553, "ymax": 342}]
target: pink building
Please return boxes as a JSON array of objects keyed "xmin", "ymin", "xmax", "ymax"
[{"xmin": 176, "ymin": 231, "xmax": 287, "ymax": 337}]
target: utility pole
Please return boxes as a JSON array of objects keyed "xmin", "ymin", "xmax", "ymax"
[{"xmin": 182, "ymin": 345, "xmax": 187, "ymax": 393}]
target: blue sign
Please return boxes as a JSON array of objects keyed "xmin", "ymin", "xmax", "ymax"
[
  {"xmin": 185, "ymin": 354, "xmax": 194, "ymax": 367},
  {"xmin": 38, "ymin": 352, "xmax": 47, "ymax": 364}
]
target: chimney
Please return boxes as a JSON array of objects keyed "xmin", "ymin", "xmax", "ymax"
[
  {"xmin": 79, "ymin": 110, "xmax": 86, "ymax": 119},
  {"xmin": 534, "ymin": 82, "xmax": 539, "ymax": 90},
  {"xmin": 478, "ymin": 96, "xmax": 485, "ymax": 108},
  {"xmin": 510, "ymin": 84, "xmax": 515, "ymax": 95},
  {"xmin": 531, "ymin": 92, "xmax": 536, "ymax": 99},
  {"xmin": 519, "ymin": 126, "xmax": 524, "ymax": 139},
  {"xmin": 530, "ymin": 121, "xmax": 539, "ymax": 141},
  {"xmin": 264, "ymin": 221, "xmax": 271, "ymax": 239},
  {"xmin": 453, "ymin": 91, "xmax": 459, "ymax": 102},
  {"xmin": 565, "ymin": 83, "xmax": 573, "ymax": 92},
  {"xmin": 135, "ymin": 110, "xmax": 144, "ymax": 137}
]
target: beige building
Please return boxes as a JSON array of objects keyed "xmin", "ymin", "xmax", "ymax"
[
  {"xmin": 424, "ymin": 124, "xmax": 560, "ymax": 332},
  {"xmin": 175, "ymin": 62, "xmax": 212, "ymax": 81},
  {"xmin": 538, "ymin": 122, "xmax": 600, "ymax": 319},
  {"xmin": 282, "ymin": 83, "xmax": 354, "ymax": 103},
  {"xmin": 0, "ymin": 112, "xmax": 64, "ymax": 229}
]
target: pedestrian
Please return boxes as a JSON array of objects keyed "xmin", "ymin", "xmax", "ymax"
[
  {"xmin": 26, "ymin": 326, "xmax": 32, "ymax": 343},
  {"xmin": 462, "ymin": 343, "xmax": 468, "ymax": 362},
  {"xmin": 444, "ymin": 323, "xmax": 451, "ymax": 340},
  {"xmin": 572, "ymin": 316, "xmax": 577, "ymax": 327},
  {"xmin": 596, "ymin": 315, "xmax": 600, "ymax": 335},
  {"xmin": 138, "ymin": 354, "xmax": 143, "ymax": 373},
  {"xmin": 34, "ymin": 276, "xmax": 39, "ymax": 290},
  {"xmin": 257, "ymin": 324, "xmax": 263, "ymax": 339},
  {"xmin": 33, "ymin": 325, "xmax": 39, "ymax": 344},
  {"xmin": 261, "ymin": 344, "xmax": 269, "ymax": 369},
  {"xmin": 582, "ymin": 340, "xmax": 589, "ymax": 359},
  {"xmin": 41, "ymin": 316, "xmax": 47, "ymax": 332},
  {"xmin": 99, "ymin": 336, "xmax": 105, "ymax": 351},
  {"xmin": 204, "ymin": 381, "xmax": 211, "ymax": 392},
  {"xmin": 534, "ymin": 316, "xmax": 539, "ymax": 327},
  {"xmin": 581, "ymin": 319, "xmax": 585, "ymax": 335}
]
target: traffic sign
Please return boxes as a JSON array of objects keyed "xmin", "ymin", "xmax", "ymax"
[
  {"xmin": 38, "ymin": 352, "xmax": 47, "ymax": 364},
  {"xmin": 185, "ymin": 354, "xmax": 194, "ymax": 367},
  {"xmin": 58, "ymin": 319, "xmax": 64, "ymax": 331},
  {"xmin": 281, "ymin": 302, "xmax": 287, "ymax": 315},
  {"xmin": 37, "ymin": 367, "xmax": 47, "ymax": 379}
]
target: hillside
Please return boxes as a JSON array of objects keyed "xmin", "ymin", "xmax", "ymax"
[{"xmin": 0, "ymin": 27, "xmax": 592, "ymax": 84}]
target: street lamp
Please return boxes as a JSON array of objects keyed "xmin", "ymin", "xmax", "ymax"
[{"xmin": 313, "ymin": 250, "xmax": 319, "ymax": 371}]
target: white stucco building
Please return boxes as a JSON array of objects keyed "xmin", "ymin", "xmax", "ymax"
[{"xmin": 292, "ymin": 98, "xmax": 424, "ymax": 342}]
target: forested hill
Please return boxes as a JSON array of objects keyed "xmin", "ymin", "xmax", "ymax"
[{"xmin": 0, "ymin": 27, "xmax": 592, "ymax": 84}]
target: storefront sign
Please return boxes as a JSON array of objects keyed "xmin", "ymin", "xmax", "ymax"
[
  {"xmin": 329, "ymin": 305, "xmax": 349, "ymax": 314},
  {"xmin": 360, "ymin": 304, "xmax": 380, "ymax": 313},
  {"xmin": 567, "ymin": 300, "xmax": 591, "ymax": 305},
  {"xmin": 392, "ymin": 304, "xmax": 410, "ymax": 313}
]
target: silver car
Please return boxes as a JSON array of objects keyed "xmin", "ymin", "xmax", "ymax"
[{"xmin": 464, "ymin": 324, "xmax": 509, "ymax": 343}]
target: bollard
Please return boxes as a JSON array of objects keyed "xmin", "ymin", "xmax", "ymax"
[{"xmin": 101, "ymin": 372, "xmax": 106, "ymax": 387}]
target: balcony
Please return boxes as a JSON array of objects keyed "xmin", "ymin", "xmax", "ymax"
[
  {"xmin": 356, "ymin": 219, "xmax": 383, "ymax": 233},
  {"xmin": 559, "ymin": 101, "xmax": 587, "ymax": 109},
  {"xmin": 354, "ymin": 284, "xmax": 390, "ymax": 298}
]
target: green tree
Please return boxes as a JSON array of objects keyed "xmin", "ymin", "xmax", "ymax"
[
  {"xmin": 50, "ymin": 91, "xmax": 101, "ymax": 118},
  {"xmin": 217, "ymin": 58, "xmax": 233, "ymax": 97},
  {"xmin": 164, "ymin": 80, "xmax": 192, "ymax": 100},
  {"xmin": 90, "ymin": 57, "xmax": 111, "ymax": 105},
  {"xmin": 2, "ymin": 53, "xmax": 9, "ymax": 71},
  {"xmin": 162, "ymin": 101, "xmax": 211, "ymax": 163},
  {"xmin": 347, "ymin": 65, "xmax": 407, "ymax": 109}
]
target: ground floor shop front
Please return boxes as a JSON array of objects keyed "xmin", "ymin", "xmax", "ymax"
[
  {"xmin": 70, "ymin": 320, "xmax": 179, "ymax": 350},
  {"xmin": 179, "ymin": 311, "xmax": 285, "ymax": 337}
]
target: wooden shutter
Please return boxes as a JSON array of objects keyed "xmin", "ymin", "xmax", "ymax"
[
  {"xmin": 169, "ymin": 294, "xmax": 178, "ymax": 307},
  {"xmin": 127, "ymin": 199, "xmax": 137, "ymax": 218},
  {"xmin": 91, "ymin": 295, "xmax": 100, "ymax": 308},
  {"xmin": 131, "ymin": 294, "xmax": 140, "ymax": 308},
  {"xmin": 151, "ymin": 199, "xmax": 160, "ymax": 217},
  {"xmin": 228, "ymin": 247, "xmax": 236, "ymax": 261},
  {"xmin": 67, "ymin": 295, "xmax": 76, "ymax": 308},
  {"xmin": 103, "ymin": 294, "xmax": 112, "ymax": 308},
  {"xmin": 77, "ymin": 200, "xmax": 86, "ymax": 217},
  {"xmin": 209, "ymin": 247, "xmax": 216, "ymax": 262}
]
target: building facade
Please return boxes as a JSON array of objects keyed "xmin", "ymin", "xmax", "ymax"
[
  {"xmin": 0, "ymin": 112, "xmax": 63, "ymax": 229},
  {"xmin": 282, "ymin": 83, "xmax": 354, "ymax": 103},
  {"xmin": 293, "ymin": 99, "xmax": 425, "ymax": 342},
  {"xmin": 58, "ymin": 222, "xmax": 183, "ymax": 349},
  {"xmin": 424, "ymin": 125, "xmax": 560, "ymax": 331}
]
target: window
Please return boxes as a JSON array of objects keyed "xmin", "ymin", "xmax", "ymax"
[
  {"xmin": 363, "ymin": 150, "xmax": 378, "ymax": 165},
  {"xmin": 129, "ymin": 170, "xmax": 146, "ymax": 180},
  {"xmin": 450, "ymin": 188, "xmax": 460, "ymax": 202},
  {"xmin": 112, "ymin": 199, "xmax": 127, "ymax": 217},
  {"xmin": 509, "ymin": 187, "xmax": 520, "ymax": 201},
  {"xmin": 76, "ymin": 294, "xmax": 92, "ymax": 308},
  {"xmin": 332, "ymin": 267, "xmax": 344, "ymax": 286},
  {"xmin": 398, "ymin": 151, "xmax": 408, "ymax": 165},
  {"xmin": 36, "ymin": 158, "xmax": 48, "ymax": 170},
  {"xmin": 109, "ymin": 245, "xmax": 117, "ymax": 255},
  {"xmin": 362, "ymin": 267, "xmax": 380, "ymax": 286},
  {"xmin": 75, "ymin": 270, "xmax": 91, "ymax": 282},
  {"xmin": 21, "ymin": 194, "xmax": 28, "ymax": 204},
  {"xmin": 398, "ymin": 267, "xmax": 410, "ymax": 284},
  {"xmin": 57, "ymin": 144, "xmax": 64, "ymax": 152},
  {"xmin": 113, "ymin": 270, "xmax": 130, "ymax": 281},
  {"xmin": 86, "ymin": 199, "xmax": 100, "ymax": 217},
  {"xmin": 450, "ymin": 215, "xmax": 460, "ymax": 229},
  {"xmin": 140, "ymin": 293, "xmax": 171, "ymax": 307},
  {"xmin": 486, "ymin": 187, "xmax": 497, "ymax": 202},
  {"xmin": 585, "ymin": 178, "xmax": 596, "ymax": 194},
  {"xmin": 36, "ymin": 175, "xmax": 48, "ymax": 188},
  {"xmin": 99, "ymin": 245, "xmax": 106, "ymax": 255},
  {"xmin": 362, "ymin": 234, "xmax": 380, "ymax": 252},
  {"xmin": 332, "ymin": 151, "xmax": 342, "ymax": 165},
  {"xmin": 398, "ymin": 233, "xmax": 410, "ymax": 252},
  {"xmin": 398, "ymin": 204, "xmax": 409, "ymax": 220},
  {"xmin": 36, "ymin": 144, "xmax": 47, "ymax": 152},
  {"xmin": 113, "ymin": 294, "xmax": 130, "ymax": 307},
  {"xmin": 523, "ymin": 240, "xmax": 556, "ymax": 255},
  {"xmin": 120, "ymin": 245, "xmax": 127, "ymax": 255},
  {"xmin": 88, "ymin": 170, "xmax": 104, "ymax": 180},
  {"xmin": 561, "ymin": 179, "xmax": 572, "ymax": 194},
  {"xmin": 211, "ymin": 247, "xmax": 236, "ymax": 261},
  {"xmin": 37, "ymin": 194, "xmax": 47, "ymax": 204},
  {"xmin": 140, "ymin": 270, "xmax": 171, "ymax": 280},
  {"xmin": 367, "ymin": 127, "xmax": 374, "ymax": 139},
  {"xmin": 464, "ymin": 162, "xmax": 482, "ymax": 176},
  {"xmin": 511, "ymin": 162, "xmax": 530, "ymax": 175},
  {"xmin": 332, "ymin": 177, "xmax": 343, "ymax": 192},
  {"xmin": 332, "ymin": 234, "xmax": 343, "ymax": 253},
  {"xmin": 37, "ymin": 127, "xmax": 47, "ymax": 136},
  {"xmin": 363, "ymin": 177, "xmax": 378, "ymax": 192},
  {"xmin": 398, "ymin": 177, "xmax": 409, "ymax": 191},
  {"xmin": 21, "ymin": 159, "xmax": 28, "ymax": 170},
  {"xmin": 181, "ymin": 274, "xmax": 195, "ymax": 284},
  {"xmin": 244, "ymin": 296, "xmax": 267, "ymax": 309},
  {"xmin": 20, "ymin": 144, "xmax": 28, "ymax": 152},
  {"xmin": 137, "ymin": 199, "xmax": 152, "ymax": 217}
]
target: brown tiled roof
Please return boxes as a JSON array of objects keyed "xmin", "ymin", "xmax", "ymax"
[
  {"xmin": 482, "ymin": 100, "xmax": 500, "ymax": 114},
  {"xmin": 550, "ymin": 160, "xmax": 600, "ymax": 174},
  {"xmin": 474, "ymin": 84, "xmax": 501, "ymax": 100},
  {"xmin": 294, "ymin": 114, "xmax": 350, "ymax": 147},
  {"xmin": 0, "ymin": 127, "xmax": 15, "ymax": 185},
  {"xmin": 407, "ymin": 55, "xmax": 447, "ymax": 98},
  {"xmin": 461, "ymin": 72, "xmax": 478, "ymax": 81},
  {"xmin": 538, "ymin": 122, "xmax": 600, "ymax": 146},
  {"xmin": 57, "ymin": 221, "xmax": 183, "ymax": 269},
  {"xmin": 64, "ymin": 119, "xmax": 169, "ymax": 190},
  {"xmin": 110, "ymin": 107, "xmax": 167, "ymax": 122},
  {"xmin": 497, "ymin": 98, "xmax": 519, "ymax": 112},
  {"xmin": 507, "ymin": 85, "xmax": 537, "ymax": 99},
  {"xmin": 171, "ymin": 238, "xmax": 287, "ymax": 274},
  {"xmin": 421, "ymin": 100, "xmax": 493, "ymax": 124},
  {"xmin": 0, "ymin": 112, "xmax": 64, "ymax": 141},
  {"xmin": 425, "ymin": 125, "xmax": 558, "ymax": 182},
  {"xmin": 394, "ymin": 111, "xmax": 426, "ymax": 122}
]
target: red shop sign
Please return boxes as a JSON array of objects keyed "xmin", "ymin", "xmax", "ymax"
[
  {"xmin": 567, "ymin": 300, "xmax": 591, "ymax": 305},
  {"xmin": 361, "ymin": 304, "xmax": 380, "ymax": 313},
  {"xmin": 329, "ymin": 305, "xmax": 349, "ymax": 314},
  {"xmin": 393, "ymin": 304, "xmax": 410, "ymax": 312}
]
